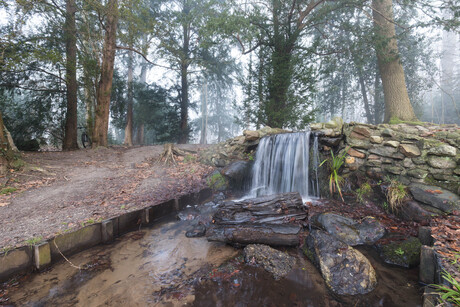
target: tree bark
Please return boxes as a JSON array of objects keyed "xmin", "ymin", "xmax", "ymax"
[
  {"xmin": 124, "ymin": 50, "xmax": 134, "ymax": 146},
  {"xmin": 0, "ymin": 111, "xmax": 15, "ymax": 174},
  {"xmin": 207, "ymin": 192, "xmax": 306, "ymax": 246},
  {"xmin": 62, "ymin": 0, "xmax": 79, "ymax": 150},
  {"xmin": 92, "ymin": 0, "xmax": 118, "ymax": 148},
  {"xmin": 357, "ymin": 69, "xmax": 374, "ymax": 124},
  {"xmin": 178, "ymin": 9, "xmax": 191, "ymax": 144},
  {"xmin": 372, "ymin": 0, "xmax": 417, "ymax": 122}
]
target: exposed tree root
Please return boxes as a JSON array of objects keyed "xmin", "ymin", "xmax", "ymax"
[{"xmin": 157, "ymin": 143, "xmax": 195, "ymax": 165}]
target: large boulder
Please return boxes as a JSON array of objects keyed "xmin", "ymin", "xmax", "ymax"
[
  {"xmin": 243, "ymin": 244, "xmax": 296, "ymax": 280},
  {"xmin": 409, "ymin": 183, "xmax": 460, "ymax": 213},
  {"xmin": 221, "ymin": 160, "xmax": 252, "ymax": 190},
  {"xmin": 313, "ymin": 213, "xmax": 385, "ymax": 246},
  {"xmin": 303, "ymin": 230, "xmax": 377, "ymax": 295}
]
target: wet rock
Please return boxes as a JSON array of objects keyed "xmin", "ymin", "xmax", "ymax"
[
  {"xmin": 304, "ymin": 230, "xmax": 377, "ymax": 295},
  {"xmin": 418, "ymin": 227, "xmax": 432, "ymax": 246},
  {"xmin": 313, "ymin": 213, "xmax": 385, "ymax": 246},
  {"xmin": 185, "ymin": 224, "xmax": 206, "ymax": 238},
  {"xmin": 427, "ymin": 144, "xmax": 457, "ymax": 157},
  {"xmin": 409, "ymin": 183, "xmax": 460, "ymax": 213},
  {"xmin": 213, "ymin": 193, "xmax": 225, "ymax": 203},
  {"xmin": 379, "ymin": 237, "xmax": 422, "ymax": 268},
  {"xmin": 400, "ymin": 201, "xmax": 437, "ymax": 223},
  {"xmin": 427, "ymin": 156, "xmax": 457, "ymax": 169},
  {"xmin": 206, "ymin": 171, "xmax": 229, "ymax": 191},
  {"xmin": 221, "ymin": 160, "xmax": 251, "ymax": 190},
  {"xmin": 243, "ymin": 244, "xmax": 295, "ymax": 280},
  {"xmin": 319, "ymin": 137, "xmax": 342, "ymax": 147}
]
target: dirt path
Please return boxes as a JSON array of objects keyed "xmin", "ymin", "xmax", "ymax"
[{"xmin": 0, "ymin": 145, "xmax": 214, "ymax": 249}]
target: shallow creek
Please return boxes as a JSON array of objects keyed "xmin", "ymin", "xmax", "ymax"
[{"xmin": 6, "ymin": 210, "xmax": 422, "ymax": 307}]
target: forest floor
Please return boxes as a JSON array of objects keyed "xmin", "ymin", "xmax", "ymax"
[{"xmin": 0, "ymin": 145, "xmax": 214, "ymax": 250}]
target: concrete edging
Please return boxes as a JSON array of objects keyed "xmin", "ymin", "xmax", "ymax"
[{"xmin": 0, "ymin": 188, "xmax": 212, "ymax": 282}]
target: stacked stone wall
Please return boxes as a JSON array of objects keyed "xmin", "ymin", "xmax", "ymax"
[{"xmin": 311, "ymin": 120, "xmax": 460, "ymax": 195}]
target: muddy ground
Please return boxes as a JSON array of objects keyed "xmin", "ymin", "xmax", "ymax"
[{"xmin": 0, "ymin": 145, "xmax": 214, "ymax": 250}]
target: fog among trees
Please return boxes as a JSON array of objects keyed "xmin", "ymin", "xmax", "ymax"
[{"xmin": 0, "ymin": 0, "xmax": 458, "ymax": 150}]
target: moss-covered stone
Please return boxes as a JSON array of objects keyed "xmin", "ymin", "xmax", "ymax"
[
  {"xmin": 206, "ymin": 171, "xmax": 228, "ymax": 191},
  {"xmin": 380, "ymin": 237, "xmax": 422, "ymax": 268}
]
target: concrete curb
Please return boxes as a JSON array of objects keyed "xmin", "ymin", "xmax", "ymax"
[{"xmin": 0, "ymin": 188, "xmax": 212, "ymax": 282}]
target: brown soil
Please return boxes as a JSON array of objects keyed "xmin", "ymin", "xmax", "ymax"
[{"xmin": 0, "ymin": 145, "xmax": 214, "ymax": 250}]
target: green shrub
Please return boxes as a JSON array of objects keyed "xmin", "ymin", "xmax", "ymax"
[
  {"xmin": 433, "ymin": 271, "xmax": 460, "ymax": 306},
  {"xmin": 320, "ymin": 147, "xmax": 350, "ymax": 202},
  {"xmin": 355, "ymin": 182, "xmax": 372, "ymax": 203}
]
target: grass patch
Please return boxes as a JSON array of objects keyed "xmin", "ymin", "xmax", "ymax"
[
  {"xmin": 24, "ymin": 236, "xmax": 43, "ymax": 246},
  {"xmin": 0, "ymin": 187, "xmax": 17, "ymax": 195},
  {"xmin": 432, "ymin": 271, "xmax": 460, "ymax": 306},
  {"xmin": 386, "ymin": 179, "xmax": 408, "ymax": 212}
]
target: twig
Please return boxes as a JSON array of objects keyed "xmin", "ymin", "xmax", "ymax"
[{"xmin": 53, "ymin": 238, "xmax": 82, "ymax": 270}]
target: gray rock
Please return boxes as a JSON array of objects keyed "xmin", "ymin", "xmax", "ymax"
[
  {"xmin": 244, "ymin": 244, "xmax": 295, "ymax": 280},
  {"xmin": 185, "ymin": 224, "xmax": 206, "ymax": 238},
  {"xmin": 304, "ymin": 230, "xmax": 377, "ymax": 295},
  {"xmin": 369, "ymin": 146, "xmax": 397, "ymax": 158},
  {"xmin": 221, "ymin": 160, "xmax": 251, "ymax": 182},
  {"xmin": 420, "ymin": 246, "xmax": 436, "ymax": 284},
  {"xmin": 313, "ymin": 213, "xmax": 385, "ymax": 246},
  {"xmin": 370, "ymin": 136, "xmax": 383, "ymax": 144},
  {"xmin": 384, "ymin": 140, "xmax": 400, "ymax": 148},
  {"xmin": 400, "ymin": 201, "xmax": 437, "ymax": 223},
  {"xmin": 403, "ymin": 158, "xmax": 415, "ymax": 168},
  {"xmin": 379, "ymin": 237, "xmax": 422, "ymax": 268},
  {"xmin": 418, "ymin": 227, "xmax": 433, "ymax": 246},
  {"xmin": 310, "ymin": 123, "xmax": 323, "ymax": 130},
  {"xmin": 427, "ymin": 156, "xmax": 457, "ymax": 169},
  {"xmin": 319, "ymin": 137, "xmax": 342, "ymax": 147},
  {"xmin": 409, "ymin": 183, "xmax": 460, "ymax": 213},
  {"xmin": 399, "ymin": 144, "xmax": 421, "ymax": 157},
  {"xmin": 384, "ymin": 165, "xmax": 404, "ymax": 175},
  {"xmin": 407, "ymin": 169, "xmax": 428, "ymax": 179},
  {"xmin": 382, "ymin": 128, "xmax": 394, "ymax": 137},
  {"xmin": 427, "ymin": 144, "xmax": 457, "ymax": 157}
]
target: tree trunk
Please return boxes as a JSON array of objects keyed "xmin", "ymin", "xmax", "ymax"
[
  {"xmin": 207, "ymin": 192, "xmax": 306, "ymax": 246},
  {"xmin": 178, "ymin": 14, "xmax": 190, "ymax": 144},
  {"xmin": 357, "ymin": 69, "xmax": 373, "ymax": 124},
  {"xmin": 372, "ymin": 0, "xmax": 417, "ymax": 123},
  {"xmin": 92, "ymin": 0, "xmax": 118, "ymax": 148},
  {"xmin": 62, "ymin": 0, "xmax": 78, "ymax": 150},
  {"xmin": 124, "ymin": 50, "xmax": 134, "ymax": 146},
  {"xmin": 0, "ymin": 111, "xmax": 15, "ymax": 174}
]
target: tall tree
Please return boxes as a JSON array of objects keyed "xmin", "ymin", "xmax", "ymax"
[
  {"xmin": 372, "ymin": 0, "xmax": 417, "ymax": 122},
  {"xmin": 62, "ymin": 0, "xmax": 78, "ymax": 150},
  {"xmin": 92, "ymin": 0, "xmax": 119, "ymax": 147}
]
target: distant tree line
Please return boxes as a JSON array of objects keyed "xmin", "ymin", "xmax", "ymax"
[{"xmin": 0, "ymin": 0, "xmax": 458, "ymax": 151}]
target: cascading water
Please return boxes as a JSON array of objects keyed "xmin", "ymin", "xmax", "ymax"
[{"xmin": 247, "ymin": 131, "xmax": 319, "ymax": 200}]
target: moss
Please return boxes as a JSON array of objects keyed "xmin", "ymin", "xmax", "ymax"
[
  {"xmin": 207, "ymin": 171, "xmax": 228, "ymax": 191},
  {"xmin": 355, "ymin": 182, "xmax": 372, "ymax": 203},
  {"xmin": 10, "ymin": 158, "xmax": 25, "ymax": 170},
  {"xmin": 0, "ymin": 187, "xmax": 17, "ymax": 194},
  {"xmin": 381, "ymin": 237, "xmax": 421, "ymax": 268},
  {"xmin": 388, "ymin": 117, "xmax": 424, "ymax": 126}
]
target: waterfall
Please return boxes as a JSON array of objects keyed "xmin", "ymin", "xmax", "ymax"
[{"xmin": 248, "ymin": 131, "xmax": 319, "ymax": 200}]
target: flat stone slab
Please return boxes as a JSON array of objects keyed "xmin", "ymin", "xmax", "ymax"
[
  {"xmin": 409, "ymin": 183, "xmax": 460, "ymax": 213},
  {"xmin": 313, "ymin": 212, "xmax": 385, "ymax": 246},
  {"xmin": 244, "ymin": 244, "xmax": 295, "ymax": 280}
]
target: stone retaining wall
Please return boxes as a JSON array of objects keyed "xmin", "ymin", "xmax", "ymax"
[{"xmin": 312, "ymin": 120, "xmax": 460, "ymax": 198}]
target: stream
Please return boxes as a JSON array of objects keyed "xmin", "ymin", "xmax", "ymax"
[{"xmin": 4, "ymin": 207, "xmax": 422, "ymax": 307}]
